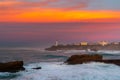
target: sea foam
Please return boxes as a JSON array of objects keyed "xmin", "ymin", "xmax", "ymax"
[{"xmin": 5, "ymin": 62, "xmax": 120, "ymax": 80}]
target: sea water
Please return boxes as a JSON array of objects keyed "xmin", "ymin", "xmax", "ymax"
[
  {"xmin": 1, "ymin": 62, "xmax": 120, "ymax": 80},
  {"xmin": 0, "ymin": 48, "xmax": 120, "ymax": 80}
]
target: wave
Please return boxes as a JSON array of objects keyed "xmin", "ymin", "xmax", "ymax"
[
  {"xmin": 64, "ymin": 50, "xmax": 86, "ymax": 53},
  {"xmin": 60, "ymin": 50, "xmax": 120, "ymax": 55},
  {"xmin": 97, "ymin": 50, "xmax": 120, "ymax": 55},
  {"xmin": 1, "ymin": 62, "xmax": 120, "ymax": 80}
]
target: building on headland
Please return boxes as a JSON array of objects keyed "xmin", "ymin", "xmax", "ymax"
[
  {"xmin": 46, "ymin": 41, "xmax": 120, "ymax": 51},
  {"xmin": 55, "ymin": 41, "xmax": 59, "ymax": 46},
  {"xmin": 98, "ymin": 41, "xmax": 109, "ymax": 46},
  {"xmin": 111, "ymin": 42, "xmax": 119, "ymax": 45},
  {"xmin": 74, "ymin": 42, "xmax": 88, "ymax": 46},
  {"xmin": 80, "ymin": 42, "xmax": 88, "ymax": 46}
]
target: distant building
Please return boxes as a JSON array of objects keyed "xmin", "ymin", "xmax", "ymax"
[
  {"xmin": 98, "ymin": 41, "xmax": 109, "ymax": 46},
  {"xmin": 80, "ymin": 42, "xmax": 88, "ymax": 46},
  {"xmin": 111, "ymin": 42, "xmax": 119, "ymax": 45},
  {"xmin": 55, "ymin": 41, "xmax": 58, "ymax": 46}
]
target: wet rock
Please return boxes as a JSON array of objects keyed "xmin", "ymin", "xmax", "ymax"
[
  {"xmin": 0, "ymin": 61, "xmax": 25, "ymax": 73},
  {"xmin": 66, "ymin": 54, "xmax": 102, "ymax": 64},
  {"xmin": 97, "ymin": 60, "xmax": 120, "ymax": 66},
  {"xmin": 66, "ymin": 54, "xmax": 120, "ymax": 65},
  {"xmin": 32, "ymin": 67, "xmax": 42, "ymax": 70}
]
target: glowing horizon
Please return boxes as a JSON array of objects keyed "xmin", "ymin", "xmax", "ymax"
[{"xmin": 1, "ymin": 9, "xmax": 120, "ymax": 23}]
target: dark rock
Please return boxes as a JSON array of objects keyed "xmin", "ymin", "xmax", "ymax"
[
  {"xmin": 0, "ymin": 61, "xmax": 25, "ymax": 73},
  {"xmin": 32, "ymin": 67, "xmax": 42, "ymax": 70},
  {"xmin": 96, "ymin": 60, "xmax": 120, "ymax": 66},
  {"xmin": 66, "ymin": 54, "xmax": 102, "ymax": 64},
  {"xmin": 65, "ymin": 54, "xmax": 120, "ymax": 66}
]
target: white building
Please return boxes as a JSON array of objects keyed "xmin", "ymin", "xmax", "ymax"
[
  {"xmin": 55, "ymin": 41, "xmax": 58, "ymax": 46},
  {"xmin": 80, "ymin": 42, "xmax": 88, "ymax": 46},
  {"xmin": 98, "ymin": 41, "xmax": 109, "ymax": 46}
]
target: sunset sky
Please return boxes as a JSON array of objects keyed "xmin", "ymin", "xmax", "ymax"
[{"xmin": 0, "ymin": 0, "xmax": 120, "ymax": 48}]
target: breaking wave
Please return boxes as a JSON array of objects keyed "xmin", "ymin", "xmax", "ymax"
[{"xmin": 1, "ymin": 62, "xmax": 120, "ymax": 80}]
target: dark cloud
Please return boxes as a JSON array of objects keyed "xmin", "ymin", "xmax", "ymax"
[
  {"xmin": 0, "ymin": 0, "xmax": 92, "ymax": 15},
  {"xmin": 0, "ymin": 0, "xmax": 91, "ymax": 10}
]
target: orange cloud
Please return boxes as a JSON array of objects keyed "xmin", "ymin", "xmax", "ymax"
[
  {"xmin": 0, "ymin": 0, "xmax": 120, "ymax": 22},
  {"xmin": 0, "ymin": 8, "xmax": 120, "ymax": 22}
]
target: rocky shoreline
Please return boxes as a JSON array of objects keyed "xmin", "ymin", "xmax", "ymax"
[
  {"xmin": 0, "ymin": 61, "xmax": 25, "ymax": 73},
  {"xmin": 45, "ymin": 44, "xmax": 120, "ymax": 51},
  {"xmin": 1, "ymin": 54, "xmax": 120, "ymax": 73},
  {"xmin": 65, "ymin": 54, "xmax": 120, "ymax": 65}
]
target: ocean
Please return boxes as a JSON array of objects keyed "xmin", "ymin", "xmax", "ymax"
[{"xmin": 0, "ymin": 48, "xmax": 120, "ymax": 80}]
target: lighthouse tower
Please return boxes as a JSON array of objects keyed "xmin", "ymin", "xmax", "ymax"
[{"xmin": 55, "ymin": 41, "xmax": 58, "ymax": 46}]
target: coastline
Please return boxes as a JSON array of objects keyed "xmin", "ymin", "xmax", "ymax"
[
  {"xmin": 45, "ymin": 44, "xmax": 120, "ymax": 51},
  {"xmin": 1, "ymin": 62, "xmax": 120, "ymax": 80},
  {"xmin": 0, "ymin": 48, "xmax": 120, "ymax": 80}
]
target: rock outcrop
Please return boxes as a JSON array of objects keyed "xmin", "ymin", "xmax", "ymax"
[
  {"xmin": 0, "ymin": 61, "xmax": 25, "ymax": 72},
  {"xmin": 65, "ymin": 54, "xmax": 120, "ymax": 65},
  {"xmin": 65, "ymin": 54, "xmax": 102, "ymax": 64},
  {"xmin": 32, "ymin": 67, "xmax": 42, "ymax": 70}
]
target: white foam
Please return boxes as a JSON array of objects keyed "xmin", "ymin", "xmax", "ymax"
[
  {"xmin": 64, "ymin": 50, "xmax": 86, "ymax": 54},
  {"xmin": 97, "ymin": 50, "xmax": 120, "ymax": 55},
  {"xmin": 8, "ymin": 62, "xmax": 120, "ymax": 80},
  {"xmin": 61, "ymin": 50, "xmax": 120, "ymax": 55}
]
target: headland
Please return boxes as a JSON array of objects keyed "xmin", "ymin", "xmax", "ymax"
[{"xmin": 45, "ymin": 41, "xmax": 120, "ymax": 51}]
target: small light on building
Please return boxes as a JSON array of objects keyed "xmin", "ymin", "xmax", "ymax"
[
  {"xmin": 80, "ymin": 42, "xmax": 88, "ymax": 46},
  {"xmin": 98, "ymin": 41, "xmax": 108, "ymax": 46}
]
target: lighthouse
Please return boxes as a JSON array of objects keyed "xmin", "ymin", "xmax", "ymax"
[{"xmin": 55, "ymin": 41, "xmax": 58, "ymax": 46}]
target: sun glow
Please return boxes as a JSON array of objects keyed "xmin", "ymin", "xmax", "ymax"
[{"xmin": 0, "ymin": 8, "xmax": 120, "ymax": 22}]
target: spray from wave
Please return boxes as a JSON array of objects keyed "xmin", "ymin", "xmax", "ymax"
[{"xmin": 0, "ymin": 62, "xmax": 120, "ymax": 80}]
